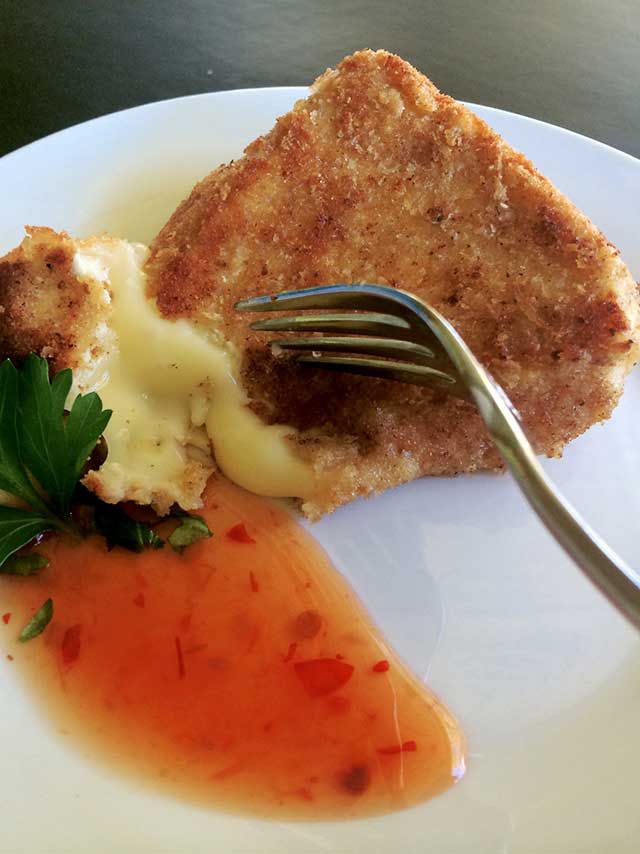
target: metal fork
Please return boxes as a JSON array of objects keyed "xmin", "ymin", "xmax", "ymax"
[{"xmin": 236, "ymin": 283, "xmax": 640, "ymax": 632}]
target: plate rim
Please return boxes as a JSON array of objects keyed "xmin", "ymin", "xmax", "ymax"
[
  {"xmin": 2, "ymin": 81, "xmax": 640, "ymax": 854},
  {"xmin": 2, "ymin": 85, "xmax": 639, "ymax": 174}
]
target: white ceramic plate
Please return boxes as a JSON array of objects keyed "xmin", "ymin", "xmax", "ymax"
[{"xmin": 1, "ymin": 89, "xmax": 639, "ymax": 854}]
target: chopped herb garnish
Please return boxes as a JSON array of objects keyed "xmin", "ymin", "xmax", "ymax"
[
  {"xmin": 168, "ymin": 514, "xmax": 212, "ymax": 553},
  {"xmin": 0, "ymin": 354, "xmax": 212, "ymax": 578},
  {"xmin": 18, "ymin": 355, "xmax": 111, "ymax": 515},
  {"xmin": 94, "ymin": 502, "xmax": 164, "ymax": 553},
  {"xmin": 18, "ymin": 598, "xmax": 53, "ymax": 642},
  {"xmin": 0, "ymin": 507, "xmax": 54, "ymax": 568},
  {"xmin": 0, "ymin": 355, "xmax": 111, "ymax": 567},
  {"xmin": 76, "ymin": 487, "xmax": 211, "ymax": 555},
  {"xmin": 0, "ymin": 553, "xmax": 49, "ymax": 576}
]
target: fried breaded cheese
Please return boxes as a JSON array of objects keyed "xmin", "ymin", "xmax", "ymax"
[
  {"xmin": 0, "ymin": 227, "xmax": 316, "ymax": 515},
  {"xmin": 1, "ymin": 51, "xmax": 638, "ymax": 518},
  {"xmin": 0, "ymin": 229, "xmax": 216, "ymax": 514},
  {"xmin": 147, "ymin": 49, "xmax": 639, "ymax": 516}
]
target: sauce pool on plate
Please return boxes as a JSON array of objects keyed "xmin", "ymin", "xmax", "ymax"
[{"xmin": 0, "ymin": 478, "xmax": 464, "ymax": 819}]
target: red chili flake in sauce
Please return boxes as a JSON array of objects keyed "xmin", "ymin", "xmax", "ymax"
[
  {"xmin": 283, "ymin": 642, "xmax": 297, "ymax": 663},
  {"xmin": 377, "ymin": 740, "xmax": 418, "ymax": 755},
  {"xmin": 372, "ymin": 659, "xmax": 390, "ymax": 673},
  {"xmin": 294, "ymin": 658, "xmax": 354, "ymax": 697},
  {"xmin": 61, "ymin": 625, "xmax": 82, "ymax": 667},
  {"xmin": 133, "ymin": 593, "xmax": 145, "ymax": 608},
  {"xmin": 2, "ymin": 613, "xmax": 11, "ymax": 625},
  {"xmin": 174, "ymin": 636, "xmax": 186, "ymax": 679},
  {"xmin": 296, "ymin": 787, "xmax": 314, "ymax": 801},
  {"xmin": 249, "ymin": 571, "xmax": 259, "ymax": 593},
  {"xmin": 294, "ymin": 609, "xmax": 322, "ymax": 639},
  {"xmin": 6, "ymin": 654, "xmax": 13, "ymax": 662},
  {"xmin": 226, "ymin": 523, "xmax": 256, "ymax": 544},
  {"xmin": 339, "ymin": 763, "xmax": 371, "ymax": 795}
]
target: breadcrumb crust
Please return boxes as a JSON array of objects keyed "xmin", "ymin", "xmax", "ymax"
[
  {"xmin": 1, "ymin": 52, "xmax": 637, "ymax": 518},
  {"xmin": 148, "ymin": 50, "xmax": 639, "ymax": 517}
]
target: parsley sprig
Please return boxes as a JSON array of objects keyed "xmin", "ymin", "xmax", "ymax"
[
  {"xmin": 0, "ymin": 354, "xmax": 214, "ymax": 643},
  {"xmin": 0, "ymin": 354, "xmax": 112, "ymax": 566}
]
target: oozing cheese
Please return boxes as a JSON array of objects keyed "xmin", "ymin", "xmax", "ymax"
[{"xmin": 71, "ymin": 239, "xmax": 314, "ymax": 513}]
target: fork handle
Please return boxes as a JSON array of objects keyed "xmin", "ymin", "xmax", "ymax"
[
  {"xmin": 446, "ymin": 328, "xmax": 640, "ymax": 631},
  {"xmin": 489, "ymin": 401, "xmax": 640, "ymax": 630}
]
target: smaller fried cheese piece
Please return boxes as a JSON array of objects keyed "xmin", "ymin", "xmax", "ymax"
[{"xmin": 0, "ymin": 228, "xmax": 313, "ymax": 514}]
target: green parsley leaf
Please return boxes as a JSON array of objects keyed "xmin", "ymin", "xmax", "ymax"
[
  {"xmin": 168, "ymin": 514, "xmax": 212, "ymax": 553},
  {"xmin": 0, "ymin": 360, "xmax": 50, "ymax": 512},
  {"xmin": 0, "ymin": 552, "xmax": 49, "ymax": 576},
  {"xmin": 0, "ymin": 354, "xmax": 112, "ymax": 569},
  {"xmin": 94, "ymin": 502, "xmax": 164, "ymax": 553},
  {"xmin": 18, "ymin": 598, "xmax": 54, "ymax": 642},
  {"xmin": 17, "ymin": 356, "xmax": 72, "ymax": 513},
  {"xmin": 0, "ymin": 506, "xmax": 53, "ymax": 567},
  {"xmin": 18, "ymin": 354, "xmax": 112, "ymax": 515},
  {"xmin": 66, "ymin": 393, "xmax": 113, "ymax": 488}
]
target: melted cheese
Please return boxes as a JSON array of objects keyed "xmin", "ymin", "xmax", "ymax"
[{"xmin": 71, "ymin": 239, "xmax": 314, "ymax": 512}]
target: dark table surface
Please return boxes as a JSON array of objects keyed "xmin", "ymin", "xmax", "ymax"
[{"xmin": 2, "ymin": 0, "xmax": 639, "ymax": 160}]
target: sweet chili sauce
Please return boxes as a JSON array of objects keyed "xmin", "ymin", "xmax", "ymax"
[{"xmin": 0, "ymin": 478, "xmax": 464, "ymax": 819}]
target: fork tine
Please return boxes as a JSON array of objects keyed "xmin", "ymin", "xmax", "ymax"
[
  {"xmin": 237, "ymin": 286, "xmax": 640, "ymax": 631},
  {"xmin": 236, "ymin": 284, "xmax": 419, "ymax": 322},
  {"xmin": 237, "ymin": 286, "xmax": 397, "ymax": 313},
  {"xmin": 271, "ymin": 335, "xmax": 436, "ymax": 363},
  {"xmin": 296, "ymin": 354, "xmax": 467, "ymax": 397},
  {"xmin": 236, "ymin": 284, "xmax": 450, "ymax": 354},
  {"xmin": 250, "ymin": 312, "xmax": 412, "ymax": 337}
]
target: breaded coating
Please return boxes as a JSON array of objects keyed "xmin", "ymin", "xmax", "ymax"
[
  {"xmin": 0, "ymin": 228, "xmax": 215, "ymax": 515},
  {"xmin": 2, "ymin": 51, "xmax": 638, "ymax": 519},
  {"xmin": 0, "ymin": 227, "xmax": 112, "ymax": 381},
  {"xmin": 148, "ymin": 50, "xmax": 640, "ymax": 517}
]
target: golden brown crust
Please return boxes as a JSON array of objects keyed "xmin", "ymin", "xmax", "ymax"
[
  {"xmin": 0, "ymin": 229, "xmax": 215, "ymax": 515},
  {"xmin": 3, "ymin": 53, "xmax": 637, "ymax": 519},
  {"xmin": 0, "ymin": 227, "xmax": 110, "ymax": 374},
  {"xmin": 147, "ymin": 49, "xmax": 639, "ymax": 516},
  {"xmin": 81, "ymin": 456, "xmax": 212, "ymax": 517}
]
